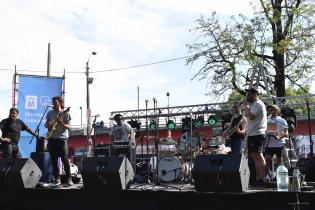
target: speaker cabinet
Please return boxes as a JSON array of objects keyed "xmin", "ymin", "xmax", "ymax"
[
  {"xmin": 0, "ymin": 158, "xmax": 42, "ymax": 188},
  {"xmin": 81, "ymin": 156, "xmax": 134, "ymax": 190},
  {"xmin": 192, "ymin": 154, "xmax": 250, "ymax": 192}
]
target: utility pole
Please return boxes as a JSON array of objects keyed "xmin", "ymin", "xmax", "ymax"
[{"xmin": 86, "ymin": 52, "xmax": 97, "ymax": 156}]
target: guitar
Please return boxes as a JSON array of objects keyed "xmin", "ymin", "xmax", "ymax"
[
  {"xmin": 46, "ymin": 107, "xmax": 70, "ymax": 139},
  {"xmin": 224, "ymin": 115, "xmax": 243, "ymax": 138}
]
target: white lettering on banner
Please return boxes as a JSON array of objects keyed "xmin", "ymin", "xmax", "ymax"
[
  {"xmin": 25, "ymin": 117, "xmax": 40, "ymax": 124},
  {"xmin": 25, "ymin": 95, "xmax": 38, "ymax": 110},
  {"xmin": 25, "ymin": 111, "xmax": 42, "ymax": 118}
]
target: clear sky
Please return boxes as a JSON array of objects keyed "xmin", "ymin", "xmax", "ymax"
[{"xmin": 0, "ymin": 0, "xmax": 264, "ymax": 128}]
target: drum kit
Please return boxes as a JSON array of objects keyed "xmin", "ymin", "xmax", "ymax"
[
  {"xmin": 149, "ymin": 132, "xmax": 199, "ymax": 183},
  {"xmin": 142, "ymin": 133, "xmax": 229, "ymax": 184}
]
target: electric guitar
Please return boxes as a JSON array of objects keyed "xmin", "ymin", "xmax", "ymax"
[
  {"xmin": 46, "ymin": 107, "xmax": 70, "ymax": 139},
  {"xmin": 225, "ymin": 115, "xmax": 243, "ymax": 138}
]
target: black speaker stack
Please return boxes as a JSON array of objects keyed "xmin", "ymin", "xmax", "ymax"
[
  {"xmin": 192, "ymin": 154, "xmax": 250, "ymax": 192},
  {"xmin": 0, "ymin": 158, "xmax": 42, "ymax": 188},
  {"xmin": 81, "ymin": 156, "xmax": 134, "ymax": 190}
]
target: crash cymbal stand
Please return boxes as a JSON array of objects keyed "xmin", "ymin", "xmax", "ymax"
[{"xmin": 179, "ymin": 113, "xmax": 195, "ymax": 190}]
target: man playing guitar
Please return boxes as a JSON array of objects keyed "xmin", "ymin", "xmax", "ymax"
[
  {"xmin": 222, "ymin": 101, "xmax": 247, "ymax": 154},
  {"xmin": 44, "ymin": 96, "xmax": 72, "ymax": 186},
  {"xmin": 264, "ymin": 104, "xmax": 288, "ymax": 175}
]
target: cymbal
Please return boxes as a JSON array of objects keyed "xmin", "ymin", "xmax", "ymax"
[{"xmin": 159, "ymin": 137, "xmax": 176, "ymax": 145}]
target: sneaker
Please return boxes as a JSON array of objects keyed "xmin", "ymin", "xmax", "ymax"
[
  {"xmin": 54, "ymin": 178, "xmax": 61, "ymax": 186},
  {"xmin": 67, "ymin": 178, "xmax": 74, "ymax": 186}
]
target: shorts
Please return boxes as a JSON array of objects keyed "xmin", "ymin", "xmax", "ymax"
[
  {"xmin": 264, "ymin": 146, "xmax": 284, "ymax": 158},
  {"xmin": 247, "ymin": 134, "xmax": 266, "ymax": 153}
]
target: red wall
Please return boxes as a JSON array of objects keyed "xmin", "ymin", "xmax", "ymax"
[{"xmin": 68, "ymin": 119, "xmax": 314, "ymax": 151}]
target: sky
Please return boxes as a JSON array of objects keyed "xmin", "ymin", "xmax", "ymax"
[{"xmin": 0, "ymin": 0, "xmax": 258, "ymax": 128}]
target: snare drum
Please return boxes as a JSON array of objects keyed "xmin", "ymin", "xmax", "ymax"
[{"xmin": 158, "ymin": 156, "xmax": 185, "ymax": 182}]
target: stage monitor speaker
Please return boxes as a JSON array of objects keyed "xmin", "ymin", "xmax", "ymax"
[
  {"xmin": 0, "ymin": 158, "xmax": 42, "ymax": 188},
  {"xmin": 81, "ymin": 156, "xmax": 134, "ymax": 190},
  {"xmin": 192, "ymin": 154, "xmax": 250, "ymax": 192}
]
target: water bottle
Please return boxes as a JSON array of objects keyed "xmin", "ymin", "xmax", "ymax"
[
  {"xmin": 276, "ymin": 162, "xmax": 288, "ymax": 191},
  {"xmin": 292, "ymin": 168, "xmax": 301, "ymax": 191}
]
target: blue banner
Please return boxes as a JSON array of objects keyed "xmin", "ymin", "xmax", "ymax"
[{"xmin": 16, "ymin": 75, "xmax": 64, "ymax": 157}]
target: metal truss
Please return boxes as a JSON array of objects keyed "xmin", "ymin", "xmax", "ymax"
[{"xmin": 110, "ymin": 94, "xmax": 315, "ymax": 129}]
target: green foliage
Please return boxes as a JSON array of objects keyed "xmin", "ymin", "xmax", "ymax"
[{"xmin": 187, "ymin": 0, "xmax": 315, "ymax": 98}]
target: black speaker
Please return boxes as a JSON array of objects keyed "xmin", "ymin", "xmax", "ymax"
[
  {"xmin": 81, "ymin": 156, "xmax": 134, "ymax": 190},
  {"xmin": 0, "ymin": 158, "xmax": 42, "ymax": 188},
  {"xmin": 30, "ymin": 152, "xmax": 53, "ymax": 183},
  {"xmin": 192, "ymin": 154, "xmax": 250, "ymax": 192}
]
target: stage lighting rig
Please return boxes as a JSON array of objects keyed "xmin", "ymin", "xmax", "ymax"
[
  {"xmin": 193, "ymin": 116, "xmax": 205, "ymax": 128},
  {"xmin": 127, "ymin": 119, "xmax": 141, "ymax": 138},
  {"xmin": 166, "ymin": 120, "xmax": 176, "ymax": 130},
  {"xmin": 149, "ymin": 119, "xmax": 157, "ymax": 130},
  {"xmin": 207, "ymin": 115, "xmax": 218, "ymax": 126},
  {"xmin": 181, "ymin": 116, "xmax": 194, "ymax": 132}
]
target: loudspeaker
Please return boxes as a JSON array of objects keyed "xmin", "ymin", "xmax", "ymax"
[
  {"xmin": 30, "ymin": 152, "xmax": 53, "ymax": 183},
  {"xmin": 192, "ymin": 154, "xmax": 250, "ymax": 192},
  {"xmin": 0, "ymin": 158, "xmax": 42, "ymax": 188},
  {"xmin": 81, "ymin": 156, "xmax": 134, "ymax": 190},
  {"xmin": 297, "ymin": 157, "xmax": 315, "ymax": 182}
]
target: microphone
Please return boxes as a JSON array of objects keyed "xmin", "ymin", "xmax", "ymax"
[
  {"xmin": 92, "ymin": 114, "xmax": 100, "ymax": 117},
  {"xmin": 46, "ymin": 105, "xmax": 53, "ymax": 107}
]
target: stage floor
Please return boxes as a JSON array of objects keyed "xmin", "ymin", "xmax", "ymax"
[{"xmin": 1, "ymin": 182, "xmax": 315, "ymax": 210}]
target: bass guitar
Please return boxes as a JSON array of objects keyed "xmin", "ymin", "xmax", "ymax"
[{"xmin": 46, "ymin": 107, "xmax": 70, "ymax": 139}]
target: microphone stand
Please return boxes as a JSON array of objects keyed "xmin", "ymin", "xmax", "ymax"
[
  {"xmin": 29, "ymin": 106, "xmax": 50, "ymax": 151},
  {"xmin": 153, "ymin": 98, "xmax": 159, "ymax": 184},
  {"xmin": 145, "ymin": 100, "xmax": 150, "ymax": 182},
  {"xmin": 91, "ymin": 115, "xmax": 99, "ymax": 156}
]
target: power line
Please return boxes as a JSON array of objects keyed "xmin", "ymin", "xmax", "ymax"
[
  {"xmin": 90, "ymin": 55, "xmax": 193, "ymax": 73},
  {"xmin": 0, "ymin": 54, "xmax": 195, "ymax": 74}
]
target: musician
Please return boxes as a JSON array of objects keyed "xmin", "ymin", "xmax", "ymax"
[
  {"xmin": 264, "ymin": 104, "xmax": 288, "ymax": 174},
  {"xmin": 221, "ymin": 102, "xmax": 247, "ymax": 154},
  {"xmin": 44, "ymin": 96, "xmax": 72, "ymax": 186},
  {"xmin": 110, "ymin": 114, "xmax": 136, "ymax": 163},
  {"xmin": 0, "ymin": 108, "xmax": 40, "ymax": 158},
  {"xmin": 243, "ymin": 87, "xmax": 267, "ymax": 187}
]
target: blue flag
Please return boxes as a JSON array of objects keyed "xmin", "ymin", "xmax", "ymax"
[{"xmin": 16, "ymin": 75, "xmax": 64, "ymax": 157}]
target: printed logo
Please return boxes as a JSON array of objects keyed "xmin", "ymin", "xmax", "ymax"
[
  {"xmin": 25, "ymin": 95, "xmax": 38, "ymax": 109},
  {"xmin": 40, "ymin": 96, "xmax": 51, "ymax": 106}
]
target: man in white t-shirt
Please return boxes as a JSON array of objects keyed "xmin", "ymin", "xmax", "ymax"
[
  {"xmin": 110, "ymin": 114, "xmax": 135, "ymax": 143},
  {"xmin": 243, "ymin": 87, "xmax": 267, "ymax": 186},
  {"xmin": 264, "ymin": 105, "xmax": 288, "ymax": 173},
  {"xmin": 109, "ymin": 114, "xmax": 136, "ymax": 165}
]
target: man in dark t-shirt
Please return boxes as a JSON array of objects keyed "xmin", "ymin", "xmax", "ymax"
[{"xmin": 0, "ymin": 108, "xmax": 39, "ymax": 158}]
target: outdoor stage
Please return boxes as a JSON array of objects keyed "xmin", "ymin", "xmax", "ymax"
[{"xmin": 1, "ymin": 183, "xmax": 314, "ymax": 210}]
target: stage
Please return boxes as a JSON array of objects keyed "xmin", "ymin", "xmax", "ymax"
[{"xmin": 1, "ymin": 183, "xmax": 314, "ymax": 210}]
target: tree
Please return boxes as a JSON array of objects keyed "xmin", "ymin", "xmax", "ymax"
[{"xmin": 187, "ymin": 0, "xmax": 315, "ymax": 98}]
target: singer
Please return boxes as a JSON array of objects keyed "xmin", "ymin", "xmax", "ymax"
[
  {"xmin": 44, "ymin": 96, "xmax": 73, "ymax": 186},
  {"xmin": 243, "ymin": 87, "xmax": 267, "ymax": 187}
]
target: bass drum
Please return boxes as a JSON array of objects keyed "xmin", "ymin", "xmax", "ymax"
[{"xmin": 158, "ymin": 156, "xmax": 185, "ymax": 182}]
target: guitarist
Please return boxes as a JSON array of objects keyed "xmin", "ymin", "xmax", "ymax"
[
  {"xmin": 44, "ymin": 96, "xmax": 72, "ymax": 186},
  {"xmin": 221, "ymin": 102, "xmax": 247, "ymax": 154}
]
